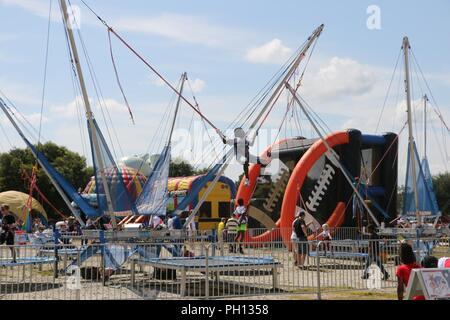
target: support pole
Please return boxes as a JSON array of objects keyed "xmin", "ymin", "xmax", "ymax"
[
  {"xmin": 59, "ymin": 0, "xmax": 117, "ymax": 228},
  {"xmin": 403, "ymin": 37, "xmax": 420, "ymax": 225},
  {"xmin": 423, "ymin": 94, "xmax": 428, "ymax": 160}
]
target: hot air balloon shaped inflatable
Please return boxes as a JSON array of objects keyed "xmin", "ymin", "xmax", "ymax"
[{"xmin": 83, "ymin": 166, "xmax": 147, "ymax": 217}]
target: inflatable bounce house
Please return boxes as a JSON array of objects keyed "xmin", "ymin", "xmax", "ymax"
[
  {"xmin": 83, "ymin": 164, "xmax": 236, "ymax": 230},
  {"xmin": 167, "ymin": 175, "xmax": 237, "ymax": 230},
  {"xmin": 83, "ymin": 166, "xmax": 147, "ymax": 218},
  {"xmin": 235, "ymin": 129, "xmax": 398, "ymax": 246}
]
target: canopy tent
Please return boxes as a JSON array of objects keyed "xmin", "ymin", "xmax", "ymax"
[{"xmin": 0, "ymin": 191, "xmax": 48, "ymax": 232}]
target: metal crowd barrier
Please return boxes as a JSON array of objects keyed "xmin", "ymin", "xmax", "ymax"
[{"xmin": 0, "ymin": 235, "xmax": 448, "ymax": 300}]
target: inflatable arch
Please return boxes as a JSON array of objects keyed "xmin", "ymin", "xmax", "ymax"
[{"xmin": 236, "ymin": 129, "xmax": 398, "ymax": 247}]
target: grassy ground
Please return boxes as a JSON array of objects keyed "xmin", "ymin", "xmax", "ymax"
[
  {"xmin": 291, "ymin": 289, "xmax": 397, "ymax": 300},
  {"xmin": 225, "ymin": 288, "xmax": 398, "ymax": 300}
]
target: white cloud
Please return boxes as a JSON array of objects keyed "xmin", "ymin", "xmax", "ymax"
[
  {"xmin": 245, "ymin": 38, "xmax": 292, "ymax": 64},
  {"xmin": 189, "ymin": 78, "xmax": 206, "ymax": 93},
  {"xmin": 149, "ymin": 75, "xmax": 206, "ymax": 93},
  {"xmin": 1, "ymin": 2, "xmax": 252, "ymax": 51},
  {"xmin": 0, "ymin": 0, "xmax": 60, "ymax": 21},
  {"xmin": 50, "ymin": 96, "xmax": 129, "ymax": 119},
  {"xmin": 50, "ymin": 96, "xmax": 82, "ymax": 119},
  {"xmin": 149, "ymin": 76, "xmax": 166, "ymax": 88},
  {"xmin": 115, "ymin": 13, "xmax": 248, "ymax": 48},
  {"xmin": 0, "ymin": 78, "xmax": 41, "ymax": 107},
  {"xmin": 302, "ymin": 57, "xmax": 378, "ymax": 101}
]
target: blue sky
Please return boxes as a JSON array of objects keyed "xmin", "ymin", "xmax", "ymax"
[{"xmin": 0, "ymin": 0, "xmax": 449, "ymax": 182}]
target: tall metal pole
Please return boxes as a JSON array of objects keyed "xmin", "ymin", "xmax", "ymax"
[
  {"xmin": 168, "ymin": 73, "xmax": 187, "ymax": 143},
  {"xmin": 423, "ymin": 94, "xmax": 428, "ymax": 160},
  {"xmin": 403, "ymin": 36, "xmax": 420, "ymax": 225},
  {"xmin": 181, "ymin": 25, "xmax": 324, "ymax": 229},
  {"xmin": 247, "ymin": 24, "xmax": 324, "ymax": 141},
  {"xmin": 59, "ymin": 0, "xmax": 116, "ymax": 228}
]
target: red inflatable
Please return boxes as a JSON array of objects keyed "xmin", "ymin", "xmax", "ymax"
[{"xmin": 237, "ymin": 132, "xmax": 350, "ymax": 246}]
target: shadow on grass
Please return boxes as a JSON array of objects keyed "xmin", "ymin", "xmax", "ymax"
[{"xmin": 0, "ymin": 282, "xmax": 63, "ymax": 294}]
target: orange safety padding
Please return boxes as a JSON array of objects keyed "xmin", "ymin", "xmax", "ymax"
[
  {"xmin": 279, "ymin": 131, "xmax": 349, "ymax": 246},
  {"xmin": 242, "ymin": 132, "xmax": 350, "ymax": 244},
  {"xmin": 236, "ymin": 139, "xmax": 288, "ymax": 243},
  {"xmin": 118, "ymin": 215, "xmax": 133, "ymax": 226},
  {"xmin": 135, "ymin": 215, "xmax": 145, "ymax": 224}
]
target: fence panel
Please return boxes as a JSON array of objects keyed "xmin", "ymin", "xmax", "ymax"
[{"xmin": 0, "ymin": 233, "xmax": 448, "ymax": 300}]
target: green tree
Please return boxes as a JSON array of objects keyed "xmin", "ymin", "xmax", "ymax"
[
  {"xmin": 0, "ymin": 142, "xmax": 93, "ymax": 221},
  {"xmin": 432, "ymin": 173, "xmax": 450, "ymax": 217},
  {"xmin": 169, "ymin": 158, "xmax": 208, "ymax": 177}
]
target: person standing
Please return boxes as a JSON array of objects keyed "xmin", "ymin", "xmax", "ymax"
[
  {"xmin": 171, "ymin": 213, "xmax": 182, "ymax": 230},
  {"xmin": 217, "ymin": 218, "xmax": 226, "ymax": 253},
  {"xmin": 225, "ymin": 214, "xmax": 239, "ymax": 253},
  {"xmin": 291, "ymin": 212, "xmax": 300, "ymax": 266},
  {"xmin": 396, "ymin": 243, "xmax": 421, "ymax": 300},
  {"xmin": 293, "ymin": 209, "xmax": 308, "ymax": 268},
  {"xmin": 233, "ymin": 199, "xmax": 248, "ymax": 254},
  {"xmin": 362, "ymin": 224, "xmax": 390, "ymax": 280},
  {"xmin": 318, "ymin": 223, "xmax": 332, "ymax": 255},
  {"xmin": 167, "ymin": 214, "xmax": 175, "ymax": 230},
  {"xmin": 236, "ymin": 212, "xmax": 248, "ymax": 254},
  {"xmin": 0, "ymin": 205, "xmax": 17, "ymax": 263}
]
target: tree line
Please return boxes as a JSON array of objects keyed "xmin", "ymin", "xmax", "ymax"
[{"xmin": 0, "ymin": 143, "xmax": 207, "ymax": 221}]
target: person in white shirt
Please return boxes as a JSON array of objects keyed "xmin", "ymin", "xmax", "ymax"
[
  {"xmin": 167, "ymin": 216, "xmax": 174, "ymax": 230},
  {"xmin": 187, "ymin": 218, "xmax": 197, "ymax": 238},
  {"xmin": 291, "ymin": 212, "xmax": 300, "ymax": 266}
]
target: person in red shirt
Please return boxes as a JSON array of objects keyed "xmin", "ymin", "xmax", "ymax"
[{"xmin": 396, "ymin": 243, "xmax": 421, "ymax": 300}]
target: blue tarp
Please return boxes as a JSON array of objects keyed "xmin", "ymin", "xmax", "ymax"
[
  {"xmin": 25, "ymin": 140, "xmax": 99, "ymax": 218},
  {"xmin": 87, "ymin": 119, "xmax": 138, "ymax": 216},
  {"xmin": 403, "ymin": 142, "xmax": 440, "ymax": 217},
  {"xmin": 135, "ymin": 145, "xmax": 171, "ymax": 216}
]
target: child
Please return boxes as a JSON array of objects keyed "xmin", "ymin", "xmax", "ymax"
[
  {"xmin": 234, "ymin": 199, "xmax": 247, "ymax": 254},
  {"xmin": 318, "ymin": 223, "xmax": 332, "ymax": 255},
  {"xmin": 421, "ymin": 255, "xmax": 438, "ymax": 268}
]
